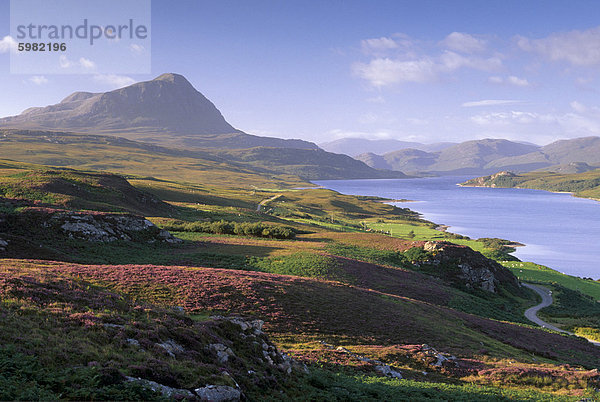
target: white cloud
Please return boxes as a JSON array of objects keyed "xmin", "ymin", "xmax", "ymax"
[
  {"xmin": 471, "ymin": 111, "xmax": 539, "ymax": 125},
  {"xmin": 488, "ymin": 75, "xmax": 531, "ymax": 87},
  {"xmin": 441, "ymin": 32, "xmax": 487, "ymax": 53},
  {"xmin": 470, "ymin": 108, "xmax": 600, "ymax": 138},
  {"xmin": 59, "ymin": 55, "xmax": 72, "ymax": 68},
  {"xmin": 59, "ymin": 55, "xmax": 96, "ymax": 70},
  {"xmin": 462, "ymin": 100, "xmax": 524, "ymax": 107},
  {"xmin": 507, "ymin": 76, "xmax": 530, "ymax": 87},
  {"xmin": 353, "ymin": 57, "xmax": 437, "ymax": 87},
  {"xmin": 130, "ymin": 44, "xmax": 145, "ymax": 55},
  {"xmin": 28, "ymin": 76, "xmax": 49, "ymax": 85},
  {"xmin": 517, "ymin": 26, "xmax": 600, "ymax": 66},
  {"xmin": 93, "ymin": 74, "xmax": 136, "ymax": 88},
  {"xmin": 353, "ymin": 51, "xmax": 502, "ymax": 88},
  {"xmin": 439, "ymin": 51, "xmax": 502, "ymax": 72},
  {"xmin": 570, "ymin": 101, "xmax": 588, "ymax": 114},
  {"xmin": 0, "ymin": 36, "xmax": 17, "ymax": 54},
  {"xmin": 328, "ymin": 128, "xmax": 393, "ymax": 140},
  {"xmin": 79, "ymin": 57, "xmax": 96, "ymax": 69},
  {"xmin": 361, "ymin": 37, "xmax": 398, "ymax": 54}
]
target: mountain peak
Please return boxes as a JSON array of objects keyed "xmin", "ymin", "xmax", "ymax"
[
  {"xmin": 153, "ymin": 73, "xmax": 188, "ymax": 83},
  {"xmin": 0, "ymin": 73, "xmax": 320, "ymax": 150},
  {"xmin": 0, "ymin": 73, "xmax": 237, "ymax": 136}
]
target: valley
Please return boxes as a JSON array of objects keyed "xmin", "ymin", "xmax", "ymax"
[
  {"xmin": 1, "ymin": 154, "xmax": 600, "ymax": 400},
  {"xmin": 1, "ymin": 74, "xmax": 600, "ymax": 400}
]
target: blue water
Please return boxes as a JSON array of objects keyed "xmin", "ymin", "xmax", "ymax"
[{"xmin": 314, "ymin": 176, "xmax": 600, "ymax": 279}]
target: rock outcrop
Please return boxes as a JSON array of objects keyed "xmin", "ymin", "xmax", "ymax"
[
  {"xmin": 123, "ymin": 315, "xmax": 302, "ymax": 401},
  {"xmin": 0, "ymin": 208, "xmax": 181, "ymax": 258},
  {"xmin": 460, "ymin": 171, "xmax": 518, "ymax": 188},
  {"xmin": 52, "ymin": 212, "xmax": 181, "ymax": 243},
  {"xmin": 319, "ymin": 341, "xmax": 403, "ymax": 380},
  {"xmin": 421, "ymin": 241, "xmax": 520, "ymax": 293}
]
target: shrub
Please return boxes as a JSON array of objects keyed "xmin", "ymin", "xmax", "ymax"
[{"xmin": 162, "ymin": 219, "xmax": 296, "ymax": 239}]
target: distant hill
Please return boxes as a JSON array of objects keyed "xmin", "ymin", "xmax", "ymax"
[
  {"xmin": 357, "ymin": 137, "xmax": 600, "ymax": 176},
  {"xmin": 461, "ymin": 168, "xmax": 600, "ymax": 200},
  {"xmin": 0, "ymin": 73, "xmax": 318, "ymax": 150},
  {"xmin": 213, "ymin": 147, "xmax": 407, "ymax": 180},
  {"xmin": 320, "ymin": 138, "xmax": 455, "ymax": 156},
  {"xmin": 488, "ymin": 136, "xmax": 600, "ymax": 172},
  {"xmin": 535, "ymin": 162, "xmax": 598, "ymax": 174},
  {"xmin": 357, "ymin": 139, "xmax": 539, "ymax": 175}
]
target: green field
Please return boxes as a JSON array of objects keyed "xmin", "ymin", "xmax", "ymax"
[{"xmin": 503, "ymin": 261, "xmax": 600, "ymax": 300}]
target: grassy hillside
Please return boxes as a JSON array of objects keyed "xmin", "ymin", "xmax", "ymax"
[
  {"xmin": 0, "ymin": 129, "xmax": 309, "ymax": 189},
  {"xmin": 0, "ymin": 160, "xmax": 175, "ymax": 216},
  {"xmin": 0, "ymin": 129, "xmax": 399, "ymax": 184},
  {"xmin": 214, "ymin": 147, "xmax": 407, "ymax": 180},
  {"xmin": 1, "ymin": 156, "xmax": 600, "ymax": 398},
  {"xmin": 461, "ymin": 169, "xmax": 600, "ymax": 200}
]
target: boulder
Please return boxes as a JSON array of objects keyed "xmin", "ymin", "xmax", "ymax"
[
  {"xmin": 195, "ymin": 385, "xmax": 241, "ymax": 401},
  {"xmin": 125, "ymin": 376, "xmax": 194, "ymax": 399}
]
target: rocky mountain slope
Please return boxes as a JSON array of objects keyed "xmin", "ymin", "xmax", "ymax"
[{"xmin": 0, "ymin": 73, "xmax": 318, "ymax": 150}]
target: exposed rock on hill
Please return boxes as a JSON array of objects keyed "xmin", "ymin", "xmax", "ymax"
[
  {"xmin": 0, "ymin": 260, "xmax": 303, "ymax": 400},
  {"xmin": 421, "ymin": 241, "xmax": 521, "ymax": 293},
  {"xmin": 1, "ymin": 209, "xmax": 181, "ymax": 259},
  {"xmin": 460, "ymin": 171, "xmax": 518, "ymax": 188},
  {"xmin": 53, "ymin": 212, "xmax": 181, "ymax": 243}
]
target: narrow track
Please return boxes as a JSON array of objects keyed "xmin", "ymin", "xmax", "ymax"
[{"xmin": 522, "ymin": 282, "xmax": 600, "ymax": 346}]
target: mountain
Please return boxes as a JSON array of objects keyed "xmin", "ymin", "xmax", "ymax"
[
  {"xmin": 319, "ymin": 138, "xmax": 456, "ymax": 156},
  {"xmin": 535, "ymin": 161, "xmax": 598, "ymax": 174},
  {"xmin": 0, "ymin": 74, "xmax": 406, "ymax": 180},
  {"xmin": 433, "ymin": 139, "xmax": 540, "ymax": 173},
  {"xmin": 488, "ymin": 136, "xmax": 600, "ymax": 171},
  {"xmin": 0, "ymin": 73, "xmax": 318, "ymax": 150},
  {"xmin": 357, "ymin": 139, "xmax": 540, "ymax": 175}
]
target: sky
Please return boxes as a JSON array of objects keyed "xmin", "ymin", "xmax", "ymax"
[{"xmin": 2, "ymin": 0, "xmax": 600, "ymax": 146}]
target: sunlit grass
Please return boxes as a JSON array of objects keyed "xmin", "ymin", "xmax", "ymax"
[{"xmin": 503, "ymin": 261, "xmax": 600, "ymax": 300}]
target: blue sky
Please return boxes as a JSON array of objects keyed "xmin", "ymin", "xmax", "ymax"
[{"xmin": 2, "ymin": 0, "xmax": 600, "ymax": 145}]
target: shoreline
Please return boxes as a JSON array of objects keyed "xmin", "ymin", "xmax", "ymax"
[
  {"xmin": 460, "ymin": 182, "xmax": 600, "ymax": 203},
  {"xmin": 376, "ymin": 198, "xmax": 415, "ymax": 203}
]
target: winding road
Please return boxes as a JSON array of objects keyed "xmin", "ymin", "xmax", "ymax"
[
  {"xmin": 522, "ymin": 283, "xmax": 600, "ymax": 346},
  {"xmin": 257, "ymin": 194, "xmax": 282, "ymax": 212}
]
